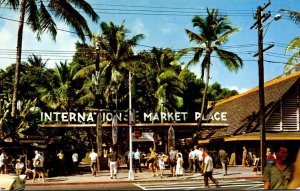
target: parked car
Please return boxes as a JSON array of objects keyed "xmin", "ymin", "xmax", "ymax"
[{"xmin": 0, "ymin": 174, "xmax": 26, "ymax": 191}]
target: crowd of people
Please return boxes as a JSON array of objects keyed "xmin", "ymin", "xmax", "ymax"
[{"xmin": 1, "ymin": 144, "xmax": 300, "ymax": 189}]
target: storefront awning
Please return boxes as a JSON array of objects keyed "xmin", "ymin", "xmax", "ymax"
[{"xmin": 132, "ymin": 132, "xmax": 154, "ymax": 142}]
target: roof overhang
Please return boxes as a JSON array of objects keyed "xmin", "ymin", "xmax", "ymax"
[
  {"xmin": 224, "ymin": 132, "xmax": 300, "ymax": 141},
  {"xmin": 198, "ymin": 132, "xmax": 300, "ymax": 144}
]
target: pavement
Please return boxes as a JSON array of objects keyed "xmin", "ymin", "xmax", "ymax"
[{"xmin": 25, "ymin": 165, "xmax": 263, "ymax": 187}]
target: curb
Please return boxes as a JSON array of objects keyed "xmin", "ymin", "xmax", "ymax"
[{"xmin": 25, "ymin": 176, "xmax": 263, "ymax": 187}]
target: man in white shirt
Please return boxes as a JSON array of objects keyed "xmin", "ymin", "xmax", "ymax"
[
  {"xmin": 203, "ymin": 151, "xmax": 218, "ymax": 188},
  {"xmin": 134, "ymin": 148, "xmax": 142, "ymax": 173},
  {"xmin": 72, "ymin": 152, "xmax": 79, "ymax": 173},
  {"xmin": 188, "ymin": 148, "xmax": 195, "ymax": 173},
  {"xmin": 89, "ymin": 149, "xmax": 98, "ymax": 176},
  {"xmin": 33, "ymin": 150, "xmax": 45, "ymax": 183}
]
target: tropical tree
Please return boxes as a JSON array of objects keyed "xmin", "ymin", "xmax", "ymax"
[
  {"xmin": 150, "ymin": 48, "xmax": 185, "ymax": 112},
  {"xmin": 74, "ymin": 21, "xmax": 145, "ymax": 110},
  {"xmin": 181, "ymin": 8, "xmax": 243, "ymax": 137},
  {"xmin": 0, "ymin": 0, "xmax": 99, "ymax": 117},
  {"xmin": 39, "ymin": 61, "xmax": 79, "ymax": 112},
  {"xmin": 280, "ymin": 9, "xmax": 300, "ymax": 71}
]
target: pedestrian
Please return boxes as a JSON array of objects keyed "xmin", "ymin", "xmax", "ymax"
[
  {"xmin": 25, "ymin": 159, "xmax": 34, "ymax": 179},
  {"xmin": 108, "ymin": 147, "xmax": 118, "ymax": 179},
  {"xmin": 57, "ymin": 150, "xmax": 66, "ymax": 175},
  {"xmin": 169, "ymin": 147, "xmax": 177, "ymax": 177},
  {"xmin": 218, "ymin": 147, "xmax": 229, "ymax": 176},
  {"xmin": 89, "ymin": 149, "xmax": 98, "ymax": 176},
  {"xmin": 288, "ymin": 149, "xmax": 300, "ymax": 189},
  {"xmin": 158, "ymin": 154, "xmax": 166, "ymax": 178},
  {"xmin": 175, "ymin": 153, "xmax": 184, "ymax": 177},
  {"xmin": 15, "ymin": 159, "xmax": 25, "ymax": 175},
  {"xmin": 0, "ymin": 150, "xmax": 8, "ymax": 174},
  {"xmin": 242, "ymin": 146, "xmax": 249, "ymax": 167},
  {"xmin": 32, "ymin": 150, "xmax": 45, "ymax": 183},
  {"xmin": 203, "ymin": 151, "xmax": 219, "ymax": 189},
  {"xmin": 134, "ymin": 148, "xmax": 142, "ymax": 173},
  {"xmin": 0, "ymin": 149, "xmax": 5, "ymax": 174},
  {"xmin": 146, "ymin": 147, "xmax": 158, "ymax": 177},
  {"xmin": 263, "ymin": 144, "xmax": 292, "ymax": 189},
  {"xmin": 193, "ymin": 146, "xmax": 203, "ymax": 173},
  {"xmin": 188, "ymin": 147, "xmax": 194, "ymax": 173},
  {"xmin": 72, "ymin": 151, "xmax": 79, "ymax": 173}
]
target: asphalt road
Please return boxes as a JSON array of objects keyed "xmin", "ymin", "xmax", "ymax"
[{"xmin": 25, "ymin": 179, "xmax": 264, "ymax": 190}]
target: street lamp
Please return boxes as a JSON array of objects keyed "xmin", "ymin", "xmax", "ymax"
[
  {"xmin": 251, "ymin": 1, "xmax": 281, "ymax": 174},
  {"xmin": 128, "ymin": 71, "xmax": 134, "ymax": 180}
]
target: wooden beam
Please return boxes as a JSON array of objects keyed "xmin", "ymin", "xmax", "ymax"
[{"xmin": 38, "ymin": 122, "xmax": 229, "ymax": 128}]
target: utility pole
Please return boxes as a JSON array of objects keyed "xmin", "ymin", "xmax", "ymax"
[
  {"xmin": 257, "ymin": 5, "xmax": 266, "ymax": 175},
  {"xmin": 250, "ymin": 0, "xmax": 273, "ymax": 175}
]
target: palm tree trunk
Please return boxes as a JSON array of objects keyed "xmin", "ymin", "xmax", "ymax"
[
  {"xmin": 12, "ymin": 0, "xmax": 26, "ymax": 117},
  {"xmin": 196, "ymin": 54, "xmax": 211, "ymax": 138}
]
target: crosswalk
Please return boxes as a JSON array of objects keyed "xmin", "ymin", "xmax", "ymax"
[{"xmin": 134, "ymin": 180, "xmax": 263, "ymax": 190}]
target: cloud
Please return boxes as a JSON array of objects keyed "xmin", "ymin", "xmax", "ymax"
[
  {"xmin": 226, "ymin": 85, "xmax": 249, "ymax": 93},
  {"xmin": 0, "ymin": 18, "xmax": 78, "ymax": 70},
  {"xmin": 133, "ymin": 19, "xmax": 146, "ymax": 35}
]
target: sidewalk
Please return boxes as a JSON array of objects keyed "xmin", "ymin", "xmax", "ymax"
[{"xmin": 25, "ymin": 165, "xmax": 263, "ymax": 186}]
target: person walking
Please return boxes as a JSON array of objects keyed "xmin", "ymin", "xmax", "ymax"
[
  {"xmin": 134, "ymin": 148, "xmax": 142, "ymax": 173},
  {"xmin": 203, "ymin": 151, "xmax": 219, "ymax": 189},
  {"xmin": 108, "ymin": 147, "xmax": 118, "ymax": 179},
  {"xmin": 188, "ymin": 147, "xmax": 194, "ymax": 173},
  {"xmin": 72, "ymin": 152, "xmax": 79, "ymax": 173},
  {"xmin": 32, "ymin": 150, "xmax": 45, "ymax": 183},
  {"xmin": 218, "ymin": 148, "xmax": 229, "ymax": 176},
  {"xmin": 242, "ymin": 146, "xmax": 249, "ymax": 167},
  {"xmin": 263, "ymin": 144, "xmax": 292, "ymax": 189},
  {"xmin": 169, "ymin": 147, "xmax": 177, "ymax": 177},
  {"xmin": 89, "ymin": 149, "xmax": 98, "ymax": 176}
]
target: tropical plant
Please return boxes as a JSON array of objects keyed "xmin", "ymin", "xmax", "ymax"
[
  {"xmin": 0, "ymin": 0, "xmax": 99, "ymax": 117},
  {"xmin": 39, "ymin": 61, "xmax": 79, "ymax": 112},
  {"xmin": 280, "ymin": 9, "xmax": 300, "ymax": 71},
  {"xmin": 74, "ymin": 21, "xmax": 145, "ymax": 110},
  {"xmin": 181, "ymin": 8, "xmax": 243, "ymax": 137}
]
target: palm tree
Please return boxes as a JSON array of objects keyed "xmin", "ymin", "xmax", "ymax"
[
  {"xmin": 74, "ymin": 21, "xmax": 144, "ymax": 109},
  {"xmin": 0, "ymin": 0, "xmax": 99, "ymax": 117},
  {"xmin": 150, "ymin": 48, "xmax": 185, "ymax": 112},
  {"xmin": 280, "ymin": 9, "xmax": 300, "ymax": 71},
  {"xmin": 181, "ymin": 8, "xmax": 243, "ymax": 137},
  {"xmin": 39, "ymin": 61, "xmax": 78, "ymax": 112}
]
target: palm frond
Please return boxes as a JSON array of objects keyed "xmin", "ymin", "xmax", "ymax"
[{"xmin": 280, "ymin": 9, "xmax": 300, "ymax": 25}]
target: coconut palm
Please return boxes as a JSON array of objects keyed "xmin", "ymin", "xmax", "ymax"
[
  {"xmin": 39, "ymin": 61, "xmax": 78, "ymax": 112},
  {"xmin": 74, "ymin": 21, "xmax": 144, "ymax": 109},
  {"xmin": 150, "ymin": 48, "xmax": 185, "ymax": 112},
  {"xmin": 280, "ymin": 9, "xmax": 300, "ymax": 71},
  {"xmin": 0, "ymin": 0, "xmax": 99, "ymax": 117},
  {"xmin": 181, "ymin": 8, "xmax": 243, "ymax": 135}
]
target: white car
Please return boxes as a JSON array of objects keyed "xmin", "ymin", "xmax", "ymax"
[{"xmin": 0, "ymin": 174, "xmax": 26, "ymax": 191}]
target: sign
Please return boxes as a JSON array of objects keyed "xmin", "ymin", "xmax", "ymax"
[{"xmin": 40, "ymin": 111, "xmax": 227, "ymax": 123}]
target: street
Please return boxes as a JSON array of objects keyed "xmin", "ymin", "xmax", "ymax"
[{"xmin": 26, "ymin": 179, "xmax": 263, "ymax": 190}]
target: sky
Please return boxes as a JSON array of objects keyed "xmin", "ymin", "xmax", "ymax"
[{"xmin": 0, "ymin": 0, "xmax": 299, "ymax": 93}]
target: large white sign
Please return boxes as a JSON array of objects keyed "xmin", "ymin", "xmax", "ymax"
[{"xmin": 40, "ymin": 111, "xmax": 227, "ymax": 123}]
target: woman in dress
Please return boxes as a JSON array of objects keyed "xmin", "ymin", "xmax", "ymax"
[
  {"xmin": 175, "ymin": 153, "xmax": 184, "ymax": 177},
  {"xmin": 158, "ymin": 154, "xmax": 167, "ymax": 178}
]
